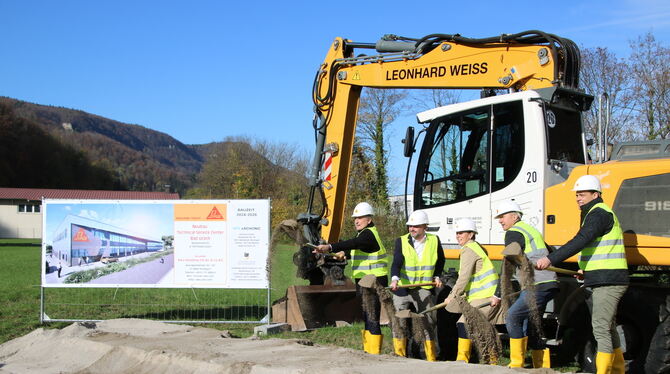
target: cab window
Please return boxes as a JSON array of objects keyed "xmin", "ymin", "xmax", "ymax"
[{"xmin": 417, "ymin": 100, "xmax": 524, "ymax": 208}]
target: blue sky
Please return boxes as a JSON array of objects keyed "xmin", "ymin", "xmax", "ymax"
[
  {"xmin": 44, "ymin": 201, "xmax": 175, "ymax": 243},
  {"xmin": 2, "ymin": 1, "xmax": 670, "ymax": 193}
]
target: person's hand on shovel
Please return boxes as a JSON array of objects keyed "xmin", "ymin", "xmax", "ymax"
[
  {"xmin": 535, "ymin": 256, "xmax": 551, "ymax": 270},
  {"xmin": 312, "ymin": 243, "xmax": 331, "ymax": 254},
  {"xmin": 390, "ymin": 279, "xmax": 399, "ymax": 291},
  {"xmin": 443, "ymin": 295, "xmax": 454, "ymax": 310}
]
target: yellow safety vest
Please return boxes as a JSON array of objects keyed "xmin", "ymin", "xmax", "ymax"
[
  {"xmin": 351, "ymin": 226, "xmax": 388, "ymax": 278},
  {"xmin": 399, "ymin": 233, "xmax": 438, "ymax": 289},
  {"xmin": 508, "ymin": 221, "xmax": 557, "ymax": 285},
  {"xmin": 578, "ymin": 203, "xmax": 628, "ymax": 271},
  {"xmin": 462, "ymin": 241, "xmax": 498, "ymax": 301}
]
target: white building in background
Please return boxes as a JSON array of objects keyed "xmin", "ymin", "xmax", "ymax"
[
  {"xmin": 0, "ymin": 188, "xmax": 179, "ymax": 239},
  {"xmin": 52, "ymin": 214, "xmax": 163, "ymax": 266},
  {"xmin": 388, "ymin": 194, "xmax": 413, "ymax": 217}
]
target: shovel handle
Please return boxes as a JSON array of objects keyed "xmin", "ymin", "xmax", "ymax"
[
  {"xmin": 420, "ymin": 300, "xmax": 448, "ymax": 314},
  {"xmin": 547, "ymin": 266, "xmax": 579, "ymax": 276},
  {"xmin": 389, "ymin": 282, "xmax": 436, "ymax": 289},
  {"xmin": 433, "ymin": 290, "xmax": 522, "ymax": 314}
]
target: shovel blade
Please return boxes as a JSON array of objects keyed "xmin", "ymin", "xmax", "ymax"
[
  {"xmin": 357, "ymin": 274, "xmax": 377, "ymax": 288},
  {"xmin": 395, "ymin": 309, "xmax": 415, "ymax": 319}
]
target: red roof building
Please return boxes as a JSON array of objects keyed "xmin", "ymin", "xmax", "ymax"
[
  {"xmin": 0, "ymin": 188, "xmax": 180, "ymax": 239},
  {"xmin": 0, "ymin": 188, "xmax": 179, "ymax": 201}
]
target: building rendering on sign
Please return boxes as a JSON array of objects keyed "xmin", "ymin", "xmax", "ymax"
[
  {"xmin": 0, "ymin": 188, "xmax": 179, "ymax": 239},
  {"xmin": 52, "ymin": 214, "xmax": 164, "ymax": 266}
]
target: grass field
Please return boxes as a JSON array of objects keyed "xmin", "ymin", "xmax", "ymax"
[{"xmin": 0, "ymin": 239, "xmax": 578, "ymax": 370}]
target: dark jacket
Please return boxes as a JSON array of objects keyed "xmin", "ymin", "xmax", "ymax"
[
  {"xmin": 391, "ymin": 233, "xmax": 445, "ymax": 296},
  {"xmin": 547, "ymin": 197, "xmax": 629, "ymax": 287},
  {"xmin": 330, "ymin": 222, "xmax": 380, "ymax": 257}
]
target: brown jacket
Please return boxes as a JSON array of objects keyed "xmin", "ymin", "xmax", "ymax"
[{"xmin": 446, "ymin": 241, "xmax": 505, "ymax": 324}]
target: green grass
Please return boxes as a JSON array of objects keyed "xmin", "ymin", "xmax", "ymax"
[{"xmin": 0, "ymin": 241, "xmax": 50, "ymax": 343}]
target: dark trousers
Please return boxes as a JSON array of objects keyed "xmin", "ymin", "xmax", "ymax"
[{"xmin": 355, "ymin": 275, "xmax": 388, "ymax": 335}]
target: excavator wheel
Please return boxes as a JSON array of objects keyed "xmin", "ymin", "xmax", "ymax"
[{"xmin": 645, "ymin": 295, "xmax": 670, "ymax": 374}]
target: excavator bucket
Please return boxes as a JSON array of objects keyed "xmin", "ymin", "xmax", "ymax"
[
  {"xmin": 272, "ymin": 280, "xmax": 362, "ymax": 331},
  {"xmin": 271, "ymin": 244, "xmax": 365, "ymax": 331}
]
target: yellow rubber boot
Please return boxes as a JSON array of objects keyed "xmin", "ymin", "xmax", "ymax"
[
  {"xmin": 612, "ymin": 347, "xmax": 625, "ymax": 374},
  {"xmin": 508, "ymin": 337, "xmax": 527, "ymax": 368},
  {"xmin": 361, "ymin": 330, "xmax": 367, "ymax": 353},
  {"xmin": 531, "ymin": 348, "xmax": 551, "ymax": 368},
  {"xmin": 456, "ymin": 338, "xmax": 471, "ymax": 362},
  {"xmin": 393, "ymin": 338, "xmax": 407, "ymax": 357},
  {"xmin": 424, "ymin": 340, "xmax": 438, "ymax": 362},
  {"xmin": 367, "ymin": 333, "xmax": 383, "ymax": 355},
  {"xmin": 596, "ymin": 351, "xmax": 615, "ymax": 374}
]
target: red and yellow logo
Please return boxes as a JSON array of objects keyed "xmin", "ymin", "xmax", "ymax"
[
  {"xmin": 174, "ymin": 204, "xmax": 227, "ymax": 221},
  {"xmin": 207, "ymin": 206, "xmax": 224, "ymax": 219},
  {"xmin": 73, "ymin": 228, "xmax": 89, "ymax": 242}
]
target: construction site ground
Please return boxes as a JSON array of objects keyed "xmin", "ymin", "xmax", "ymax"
[{"xmin": 0, "ymin": 318, "xmax": 565, "ymax": 374}]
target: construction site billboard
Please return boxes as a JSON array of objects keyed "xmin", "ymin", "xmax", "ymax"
[{"xmin": 41, "ymin": 199, "xmax": 270, "ymax": 289}]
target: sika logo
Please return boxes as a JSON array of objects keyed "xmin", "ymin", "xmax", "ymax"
[
  {"xmin": 207, "ymin": 206, "xmax": 224, "ymax": 219},
  {"xmin": 73, "ymin": 228, "xmax": 89, "ymax": 242}
]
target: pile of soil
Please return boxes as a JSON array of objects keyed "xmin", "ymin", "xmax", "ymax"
[{"xmin": 0, "ymin": 319, "xmax": 560, "ymax": 373}]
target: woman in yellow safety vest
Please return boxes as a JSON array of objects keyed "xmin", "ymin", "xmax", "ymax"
[
  {"xmin": 443, "ymin": 218, "xmax": 499, "ymax": 363},
  {"xmin": 314, "ymin": 202, "xmax": 388, "ymax": 355}
]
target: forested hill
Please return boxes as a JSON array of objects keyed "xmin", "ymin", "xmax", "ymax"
[{"xmin": 0, "ymin": 97, "xmax": 208, "ymax": 194}]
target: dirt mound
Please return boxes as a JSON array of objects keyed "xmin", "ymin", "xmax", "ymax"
[{"xmin": 0, "ymin": 319, "xmax": 563, "ymax": 373}]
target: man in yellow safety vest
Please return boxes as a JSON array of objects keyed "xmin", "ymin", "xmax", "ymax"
[
  {"xmin": 390, "ymin": 210, "xmax": 444, "ymax": 361},
  {"xmin": 491, "ymin": 200, "xmax": 559, "ymax": 368},
  {"xmin": 536, "ymin": 175, "xmax": 628, "ymax": 374}
]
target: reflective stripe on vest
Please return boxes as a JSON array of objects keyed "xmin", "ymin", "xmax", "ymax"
[
  {"xmin": 578, "ymin": 203, "xmax": 628, "ymax": 271},
  {"xmin": 508, "ymin": 221, "xmax": 557, "ymax": 285},
  {"xmin": 399, "ymin": 233, "xmax": 438, "ymax": 289},
  {"xmin": 462, "ymin": 241, "xmax": 498, "ymax": 301},
  {"xmin": 351, "ymin": 226, "xmax": 388, "ymax": 278}
]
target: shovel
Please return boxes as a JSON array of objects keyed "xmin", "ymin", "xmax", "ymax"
[
  {"xmin": 358, "ymin": 274, "xmax": 435, "ymax": 289},
  {"xmin": 418, "ymin": 290, "xmax": 523, "ymax": 315},
  {"xmin": 395, "ymin": 298, "xmax": 493, "ymax": 319},
  {"xmin": 502, "ymin": 242, "xmax": 579, "ymax": 276}
]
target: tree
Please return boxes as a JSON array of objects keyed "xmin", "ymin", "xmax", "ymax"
[
  {"xmin": 356, "ymin": 88, "xmax": 408, "ymax": 212},
  {"xmin": 628, "ymin": 32, "xmax": 670, "ymax": 139},
  {"xmin": 412, "ymin": 89, "xmax": 462, "ymax": 110},
  {"xmin": 579, "ymin": 46, "xmax": 636, "ymax": 159},
  {"xmin": 191, "ymin": 137, "xmax": 310, "ymax": 227}
]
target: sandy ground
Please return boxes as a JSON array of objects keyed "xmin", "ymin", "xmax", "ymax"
[{"xmin": 0, "ymin": 319, "xmax": 562, "ymax": 374}]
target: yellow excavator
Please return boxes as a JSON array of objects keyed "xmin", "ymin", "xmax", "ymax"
[{"xmin": 277, "ymin": 30, "xmax": 669, "ymax": 372}]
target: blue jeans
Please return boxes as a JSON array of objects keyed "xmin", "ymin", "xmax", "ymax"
[{"xmin": 506, "ymin": 284, "xmax": 558, "ymax": 349}]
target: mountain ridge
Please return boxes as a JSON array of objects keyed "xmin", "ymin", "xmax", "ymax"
[{"xmin": 0, "ymin": 97, "xmax": 218, "ymax": 194}]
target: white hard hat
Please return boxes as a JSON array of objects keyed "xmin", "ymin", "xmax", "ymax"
[
  {"xmin": 573, "ymin": 175, "xmax": 602, "ymax": 192},
  {"xmin": 494, "ymin": 200, "xmax": 523, "ymax": 218},
  {"xmin": 352, "ymin": 202, "xmax": 374, "ymax": 217},
  {"xmin": 406, "ymin": 210, "xmax": 429, "ymax": 225},
  {"xmin": 455, "ymin": 218, "xmax": 478, "ymax": 233}
]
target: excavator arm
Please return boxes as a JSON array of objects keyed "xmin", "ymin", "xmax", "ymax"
[{"xmin": 301, "ymin": 31, "xmax": 581, "ymax": 244}]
